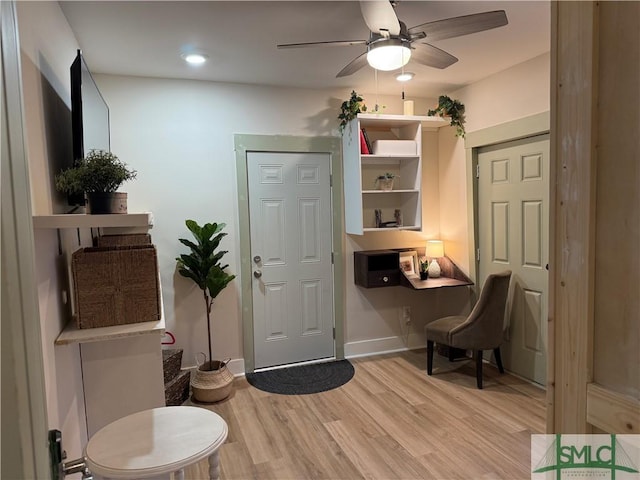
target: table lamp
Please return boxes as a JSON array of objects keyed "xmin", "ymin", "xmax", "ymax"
[{"xmin": 426, "ymin": 240, "xmax": 444, "ymax": 278}]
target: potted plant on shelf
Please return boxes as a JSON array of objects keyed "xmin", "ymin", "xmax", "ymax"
[
  {"xmin": 419, "ymin": 257, "xmax": 429, "ymax": 280},
  {"xmin": 338, "ymin": 90, "xmax": 367, "ymax": 133},
  {"xmin": 55, "ymin": 149, "xmax": 137, "ymax": 214},
  {"xmin": 374, "ymin": 172, "xmax": 398, "ymax": 191},
  {"xmin": 176, "ymin": 219, "xmax": 236, "ymax": 403},
  {"xmin": 427, "ymin": 95, "xmax": 466, "ymax": 138}
]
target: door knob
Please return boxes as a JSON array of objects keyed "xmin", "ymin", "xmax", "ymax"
[
  {"xmin": 253, "ymin": 270, "xmax": 262, "ymax": 278},
  {"xmin": 253, "ymin": 255, "xmax": 261, "ymax": 263}
]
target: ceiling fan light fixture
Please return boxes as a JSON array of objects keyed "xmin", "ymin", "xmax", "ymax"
[
  {"xmin": 396, "ymin": 72, "xmax": 415, "ymax": 82},
  {"xmin": 181, "ymin": 52, "xmax": 208, "ymax": 65},
  {"xmin": 366, "ymin": 40, "xmax": 411, "ymax": 71}
]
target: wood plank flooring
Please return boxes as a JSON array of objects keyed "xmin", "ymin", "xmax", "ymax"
[{"xmin": 184, "ymin": 349, "xmax": 545, "ymax": 479}]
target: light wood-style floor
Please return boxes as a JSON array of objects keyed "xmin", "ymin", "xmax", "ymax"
[{"xmin": 184, "ymin": 349, "xmax": 545, "ymax": 479}]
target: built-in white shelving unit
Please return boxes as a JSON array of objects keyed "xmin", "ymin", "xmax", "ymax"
[{"xmin": 343, "ymin": 114, "xmax": 447, "ymax": 235}]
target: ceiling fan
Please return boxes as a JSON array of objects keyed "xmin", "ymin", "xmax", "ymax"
[{"xmin": 277, "ymin": 1, "xmax": 508, "ymax": 77}]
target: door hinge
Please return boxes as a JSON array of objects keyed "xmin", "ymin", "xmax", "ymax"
[
  {"xmin": 331, "ymin": 251, "xmax": 335, "ymax": 264},
  {"xmin": 476, "ymin": 164, "xmax": 480, "ymax": 178},
  {"xmin": 476, "ymin": 248, "xmax": 481, "ymax": 262},
  {"xmin": 330, "ymin": 174, "xmax": 333, "ymax": 187},
  {"xmin": 333, "ymin": 327, "xmax": 336, "ymax": 339}
]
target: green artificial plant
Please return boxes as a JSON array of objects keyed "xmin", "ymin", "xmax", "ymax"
[
  {"xmin": 338, "ymin": 90, "xmax": 367, "ymax": 133},
  {"xmin": 427, "ymin": 95, "xmax": 466, "ymax": 138},
  {"xmin": 374, "ymin": 172, "xmax": 399, "ymax": 187},
  {"xmin": 55, "ymin": 149, "xmax": 137, "ymax": 195},
  {"xmin": 176, "ymin": 220, "xmax": 236, "ymax": 370}
]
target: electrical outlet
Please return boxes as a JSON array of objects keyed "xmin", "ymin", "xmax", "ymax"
[{"xmin": 402, "ymin": 306, "xmax": 411, "ymax": 324}]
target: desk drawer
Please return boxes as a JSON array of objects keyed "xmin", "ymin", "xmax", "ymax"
[{"xmin": 354, "ymin": 250, "xmax": 400, "ymax": 288}]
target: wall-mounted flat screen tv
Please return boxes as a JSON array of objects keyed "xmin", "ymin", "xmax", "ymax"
[{"xmin": 69, "ymin": 49, "xmax": 110, "ymax": 206}]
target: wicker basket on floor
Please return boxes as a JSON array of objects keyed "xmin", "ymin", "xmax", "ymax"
[
  {"xmin": 191, "ymin": 359, "xmax": 234, "ymax": 403},
  {"xmin": 72, "ymin": 245, "xmax": 161, "ymax": 329}
]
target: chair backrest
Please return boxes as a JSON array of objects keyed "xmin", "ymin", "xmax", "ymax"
[{"xmin": 449, "ymin": 270, "xmax": 512, "ymax": 350}]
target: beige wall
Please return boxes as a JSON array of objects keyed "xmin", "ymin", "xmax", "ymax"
[{"xmin": 439, "ymin": 53, "xmax": 551, "ymax": 275}]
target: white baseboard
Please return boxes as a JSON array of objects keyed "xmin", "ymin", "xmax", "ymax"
[{"xmin": 345, "ymin": 334, "xmax": 425, "ymax": 359}]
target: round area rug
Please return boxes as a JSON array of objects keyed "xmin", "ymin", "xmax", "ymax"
[{"xmin": 246, "ymin": 360, "xmax": 355, "ymax": 395}]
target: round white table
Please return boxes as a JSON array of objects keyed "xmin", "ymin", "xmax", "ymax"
[{"xmin": 84, "ymin": 406, "xmax": 228, "ymax": 480}]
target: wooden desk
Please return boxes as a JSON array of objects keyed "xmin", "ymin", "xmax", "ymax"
[
  {"xmin": 84, "ymin": 406, "xmax": 228, "ymax": 480},
  {"xmin": 401, "ymin": 273, "xmax": 473, "ymax": 290},
  {"xmin": 400, "ymin": 255, "xmax": 473, "ymax": 290}
]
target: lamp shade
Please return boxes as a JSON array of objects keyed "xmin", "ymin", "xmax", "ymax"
[
  {"xmin": 367, "ymin": 40, "xmax": 411, "ymax": 71},
  {"xmin": 426, "ymin": 240, "xmax": 444, "ymax": 258}
]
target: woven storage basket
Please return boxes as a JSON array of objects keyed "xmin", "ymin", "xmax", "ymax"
[
  {"xmin": 72, "ymin": 245, "xmax": 161, "ymax": 329},
  {"xmin": 96, "ymin": 233, "xmax": 152, "ymax": 247},
  {"xmin": 191, "ymin": 360, "xmax": 234, "ymax": 403}
]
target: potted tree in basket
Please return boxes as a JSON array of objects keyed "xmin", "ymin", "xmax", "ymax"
[
  {"xmin": 55, "ymin": 149, "xmax": 137, "ymax": 214},
  {"xmin": 176, "ymin": 219, "xmax": 236, "ymax": 403}
]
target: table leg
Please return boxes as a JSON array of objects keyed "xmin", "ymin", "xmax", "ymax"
[
  {"xmin": 174, "ymin": 468, "xmax": 185, "ymax": 480},
  {"xmin": 208, "ymin": 451, "xmax": 221, "ymax": 480}
]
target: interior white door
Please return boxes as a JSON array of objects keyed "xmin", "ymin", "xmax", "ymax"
[
  {"xmin": 477, "ymin": 134, "xmax": 549, "ymax": 385},
  {"xmin": 247, "ymin": 151, "xmax": 334, "ymax": 369}
]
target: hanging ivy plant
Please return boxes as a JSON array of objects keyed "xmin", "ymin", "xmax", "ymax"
[
  {"xmin": 338, "ymin": 90, "xmax": 367, "ymax": 134},
  {"xmin": 428, "ymin": 95, "xmax": 466, "ymax": 138}
]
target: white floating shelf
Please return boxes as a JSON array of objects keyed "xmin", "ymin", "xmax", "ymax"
[
  {"xmin": 55, "ymin": 316, "xmax": 165, "ymax": 345},
  {"xmin": 33, "ymin": 212, "xmax": 154, "ymax": 229},
  {"xmin": 363, "ymin": 189, "xmax": 419, "ymax": 194},
  {"xmin": 361, "ymin": 155, "xmax": 418, "ymax": 165},
  {"xmin": 363, "ymin": 226, "xmax": 420, "ymax": 232},
  {"xmin": 357, "ymin": 113, "xmax": 449, "ymax": 129}
]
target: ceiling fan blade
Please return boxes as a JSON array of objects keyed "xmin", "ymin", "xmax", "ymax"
[
  {"xmin": 277, "ymin": 40, "xmax": 368, "ymax": 49},
  {"xmin": 336, "ymin": 52, "xmax": 369, "ymax": 77},
  {"xmin": 360, "ymin": 1, "xmax": 400, "ymax": 36},
  {"xmin": 409, "ymin": 10, "xmax": 508, "ymax": 42},
  {"xmin": 411, "ymin": 43, "xmax": 458, "ymax": 69}
]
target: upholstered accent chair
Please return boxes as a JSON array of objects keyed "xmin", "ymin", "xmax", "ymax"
[{"xmin": 425, "ymin": 270, "xmax": 512, "ymax": 389}]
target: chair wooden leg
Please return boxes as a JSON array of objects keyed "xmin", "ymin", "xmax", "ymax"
[
  {"xmin": 448, "ymin": 346, "xmax": 455, "ymax": 362},
  {"xmin": 475, "ymin": 350, "xmax": 483, "ymax": 389},
  {"xmin": 493, "ymin": 347, "xmax": 505, "ymax": 373},
  {"xmin": 427, "ymin": 340, "xmax": 434, "ymax": 375}
]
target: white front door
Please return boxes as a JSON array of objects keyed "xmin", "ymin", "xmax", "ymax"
[
  {"xmin": 247, "ymin": 151, "xmax": 334, "ymax": 369},
  {"xmin": 477, "ymin": 134, "xmax": 549, "ymax": 385}
]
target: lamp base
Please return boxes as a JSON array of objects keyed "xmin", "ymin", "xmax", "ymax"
[{"xmin": 428, "ymin": 259, "xmax": 441, "ymax": 278}]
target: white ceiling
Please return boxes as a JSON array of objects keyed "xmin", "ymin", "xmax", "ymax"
[{"xmin": 59, "ymin": 1, "xmax": 550, "ymax": 98}]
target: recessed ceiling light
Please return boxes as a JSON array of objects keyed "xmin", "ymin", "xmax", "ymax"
[
  {"xmin": 181, "ymin": 52, "xmax": 208, "ymax": 65},
  {"xmin": 396, "ymin": 72, "xmax": 415, "ymax": 82}
]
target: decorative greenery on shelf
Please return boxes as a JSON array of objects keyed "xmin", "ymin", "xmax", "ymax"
[
  {"xmin": 419, "ymin": 257, "xmax": 429, "ymax": 272},
  {"xmin": 375, "ymin": 172, "xmax": 398, "ymax": 180},
  {"xmin": 176, "ymin": 220, "xmax": 236, "ymax": 370},
  {"xmin": 374, "ymin": 172, "xmax": 399, "ymax": 187},
  {"xmin": 427, "ymin": 95, "xmax": 466, "ymax": 138},
  {"xmin": 338, "ymin": 90, "xmax": 367, "ymax": 133},
  {"xmin": 55, "ymin": 149, "xmax": 137, "ymax": 195}
]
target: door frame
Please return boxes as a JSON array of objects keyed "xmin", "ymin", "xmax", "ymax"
[
  {"xmin": 234, "ymin": 134, "xmax": 344, "ymax": 373},
  {"xmin": 1, "ymin": 1, "xmax": 51, "ymax": 477}
]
